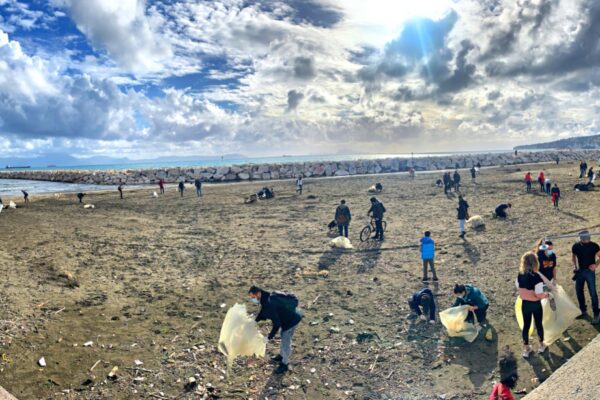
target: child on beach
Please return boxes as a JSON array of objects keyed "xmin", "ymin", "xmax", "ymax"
[
  {"xmin": 551, "ymin": 184, "xmax": 560, "ymax": 208},
  {"xmin": 488, "ymin": 347, "xmax": 518, "ymax": 400},
  {"xmin": 524, "ymin": 172, "xmax": 532, "ymax": 193}
]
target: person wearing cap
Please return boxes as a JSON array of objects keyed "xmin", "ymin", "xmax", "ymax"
[
  {"xmin": 537, "ymin": 242, "xmax": 557, "ymax": 282},
  {"xmin": 367, "ymin": 197, "xmax": 386, "ymax": 241},
  {"xmin": 572, "ymin": 231, "xmax": 600, "ymax": 324},
  {"xmin": 550, "ymin": 184, "xmax": 560, "ymax": 208},
  {"xmin": 494, "ymin": 203, "xmax": 511, "ymax": 219}
]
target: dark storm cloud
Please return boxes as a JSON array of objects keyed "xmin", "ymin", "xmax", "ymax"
[
  {"xmin": 436, "ymin": 40, "xmax": 476, "ymax": 93},
  {"xmin": 293, "ymin": 56, "xmax": 316, "ymax": 79},
  {"xmin": 256, "ymin": 0, "xmax": 344, "ymax": 28},
  {"xmin": 390, "ymin": 86, "xmax": 415, "ymax": 102},
  {"xmin": 286, "ymin": 89, "xmax": 304, "ymax": 111}
]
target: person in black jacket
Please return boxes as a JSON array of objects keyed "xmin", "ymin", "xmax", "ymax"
[
  {"xmin": 407, "ymin": 288, "xmax": 436, "ymax": 323},
  {"xmin": 335, "ymin": 200, "xmax": 351, "ymax": 238},
  {"xmin": 443, "ymin": 172, "xmax": 451, "ymax": 195},
  {"xmin": 453, "ymin": 170, "xmax": 461, "ymax": 192},
  {"xmin": 368, "ymin": 197, "xmax": 386, "ymax": 241},
  {"xmin": 249, "ymin": 286, "xmax": 303, "ymax": 374},
  {"xmin": 457, "ymin": 195, "xmax": 469, "ymax": 238}
]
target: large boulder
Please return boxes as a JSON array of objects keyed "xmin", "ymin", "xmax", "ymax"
[
  {"xmin": 238, "ymin": 172, "xmax": 250, "ymax": 180},
  {"xmin": 334, "ymin": 169, "xmax": 349, "ymax": 176}
]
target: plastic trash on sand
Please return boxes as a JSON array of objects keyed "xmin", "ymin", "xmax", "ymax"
[
  {"xmin": 83, "ymin": 204, "xmax": 95, "ymax": 209},
  {"xmin": 218, "ymin": 303, "xmax": 266, "ymax": 373},
  {"xmin": 330, "ymin": 236, "xmax": 353, "ymax": 249},
  {"xmin": 515, "ymin": 285, "xmax": 580, "ymax": 345},
  {"xmin": 440, "ymin": 305, "xmax": 481, "ymax": 343},
  {"xmin": 467, "ymin": 215, "xmax": 485, "ymax": 230},
  {"xmin": 8, "ymin": 201, "xmax": 16, "ymax": 209}
]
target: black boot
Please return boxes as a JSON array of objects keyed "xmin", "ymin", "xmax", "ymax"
[{"xmin": 274, "ymin": 363, "xmax": 289, "ymax": 374}]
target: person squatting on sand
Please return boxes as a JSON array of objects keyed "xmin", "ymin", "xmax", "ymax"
[
  {"xmin": 551, "ymin": 183, "xmax": 561, "ymax": 207},
  {"xmin": 420, "ymin": 231, "xmax": 438, "ymax": 282},
  {"xmin": 571, "ymin": 231, "xmax": 600, "ymax": 324},
  {"xmin": 407, "ymin": 288, "xmax": 436, "ymax": 323},
  {"xmin": 516, "ymin": 252, "xmax": 551, "ymax": 358},
  {"xmin": 494, "ymin": 203, "xmax": 511, "ymax": 219},
  {"xmin": 334, "ymin": 199, "xmax": 351, "ymax": 238},
  {"xmin": 488, "ymin": 347, "xmax": 518, "ymax": 400},
  {"xmin": 457, "ymin": 195, "xmax": 469, "ymax": 238},
  {"xmin": 524, "ymin": 171, "xmax": 532, "ymax": 193},
  {"xmin": 453, "ymin": 284, "xmax": 489, "ymax": 326},
  {"xmin": 368, "ymin": 197, "xmax": 386, "ymax": 241},
  {"xmin": 248, "ymin": 286, "xmax": 303, "ymax": 374}
]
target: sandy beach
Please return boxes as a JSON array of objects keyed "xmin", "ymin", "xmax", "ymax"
[{"xmin": 0, "ymin": 160, "xmax": 599, "ymax": 400}]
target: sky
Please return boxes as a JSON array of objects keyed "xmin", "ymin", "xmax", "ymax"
[{"xmin": 0, "ymin": 0, "xmax": 599, "ymax": 160}]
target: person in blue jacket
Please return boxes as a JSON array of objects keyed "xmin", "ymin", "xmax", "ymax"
[
  {"xmin": 407, "ymin": 288, "xmax": 436, "ymax": 323},
  {"xmin": 420, "ymin": 231, "xmax": 438, "ymax": 282},
  {"xmin": 453, "ymin": 284, "xmax": 489, "ymax": 326}
]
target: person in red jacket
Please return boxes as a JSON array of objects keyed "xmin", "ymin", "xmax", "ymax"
[
  {"xmin": 537, "ymin": 171, "xmax": 545, "ymax": 192},
  {"xmin": 158, "ymin": 179, "xmax": 165, "ymax": 195},
  {"xmin": 489, "ymin": 347, "xmax": 518, "ymax": 400},
  {"xmin": 524, "ymin": 172, "xmax": 532, "ymax": 193}
]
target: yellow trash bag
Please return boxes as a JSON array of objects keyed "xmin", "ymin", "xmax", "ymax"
[
  {"xmin": 218, "ymin": 303, "xmax": 266, "ymax": 373},
  {"xmin": 439, "ymin": 305, "xmax": 481, "ymax": 343},
  {"xmin": 515, "ymin": 285, "xmax": 581, "ymax": 345},
  {"xmin": 330, "ymin": 236, "xmax": 353, "ymax": 249},
  {"xmin": 515, "ymin": 297, "xmax": 535, "ymax": 337}
]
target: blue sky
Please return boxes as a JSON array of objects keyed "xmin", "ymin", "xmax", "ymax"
[{"xmin": 0, "ymin": 0, "xmax": 599, "ymax": 159}]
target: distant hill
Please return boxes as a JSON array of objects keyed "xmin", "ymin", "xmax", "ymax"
[{"xmin": 515, "ymin": 134, "xmax": 600, "ymax": 150}]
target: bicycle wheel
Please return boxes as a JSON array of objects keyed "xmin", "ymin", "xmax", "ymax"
[
  {"xmin": 382, "ymin": 220, "xmax": 387, "ymax": 232},
  {"xmin": 360, "ymin": 225, "xmax": 372, "ymax": 242}
]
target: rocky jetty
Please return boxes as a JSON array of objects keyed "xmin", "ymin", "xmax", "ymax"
[{"xmin": 0, "ymin": 150, "xmax": 598, "ymax": 185}]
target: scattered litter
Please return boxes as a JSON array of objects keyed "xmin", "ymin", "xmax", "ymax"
[
  {"xmin": 9, "ymin": 201, "xmax": 16, "ymax": 209},
  {"xmin": 184, "ymin": 377, "xmax": 197, "ymax": 392},
  {"xmin": 83, "ymin": 341, "xmax": 93, "ymax": 347},
  {"xmin": 356, "ymin": 332, "xmax": 380, "ymax": 343},
  {"xmin": 330, "ymin": 236, "xmax": 353, "ymax": 249},
  {"xmin": 329, "ymin": 327, "xmax": 340, "ymax": 334},
  {"xmin": 133, "ymin": 377, "xmax": 146, "ymax": 384},
  {"xmin": 38, "ymin": 357, "xmax": 46, "ymax": 367},
  {"xmin": 134, "ymin": 359, "xmax": 143, "ymax": 366},
  {"xmin": 83, "ymin": 204, "xmax": 95, "ymax": 209},
  {"xmin": 107, "ymin": 366, "xmax": 119, "ymax": 381},
  {"xmin": 153, "ymin": 192, "xmax": 158, "ymax": 198}
]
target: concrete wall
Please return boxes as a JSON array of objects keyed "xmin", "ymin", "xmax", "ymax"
[{"xmin": 0, "ymin": 150, "xmax": 599, "ymax": 185}]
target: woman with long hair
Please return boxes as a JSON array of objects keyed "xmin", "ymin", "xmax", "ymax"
[{"xmin": 516, "ymin": 252, "xmax": 552, "ymax": 358}]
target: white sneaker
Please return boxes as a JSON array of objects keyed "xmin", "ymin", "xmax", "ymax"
[
  {"xmin": 522, "ymin": 347, "xmax": 531, "ymax": 358},
  {"xmin": 538, "ymin": 344, "xmax": 548, "ymax": 353}
]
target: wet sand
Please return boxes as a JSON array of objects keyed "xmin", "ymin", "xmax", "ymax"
[{"xmin": 0, "ymin": 160, "xmax": 599, "ymax": 399}]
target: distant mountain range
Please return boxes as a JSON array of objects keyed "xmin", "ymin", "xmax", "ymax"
[
  {"xmin": 0, "ymin": 153, "xmax": 247, "ymax": 168},
  {"xmin": 514, "ymin": 134, "xmax": 600, "ymax": 150}
]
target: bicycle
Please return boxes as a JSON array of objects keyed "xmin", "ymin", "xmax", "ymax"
[{"xmin": 360, "ymin": 217, "xmax": 387, "ymax": 242}]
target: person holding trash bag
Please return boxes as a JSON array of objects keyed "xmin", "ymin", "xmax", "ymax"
[
  {"xmin": 407, "ymin": 288, "xmax": 436, "ymax": 323},
  {"xmin": 249, "ymin": 286, "xmax": 303, "ymax": 374},
  {"xmin": 453, "ymin": 284, "xmax": 489, "ymax": 326},
  {"xmin": 516, "ymin": 252, "xmax": 552, "ymax": 358},
  {"xmin": 571, "ymin": 230, "xmax": 600, "ymax": 324}
]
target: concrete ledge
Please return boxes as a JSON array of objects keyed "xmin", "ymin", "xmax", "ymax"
[
  {"xmin": 523, "ymin": 333, "xmax": 600, "ymax": 400},
  {"xmin": 0, "ymin": 386, "xmax": 18, "ymax": 400}
]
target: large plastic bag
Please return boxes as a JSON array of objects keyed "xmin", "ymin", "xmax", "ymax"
[
  {"xmin": 514, "ymin": 285, "xmax": 580, "ymax": 345},
  {"xmin": 218, "ymin": 303, "xmax": 266, "ymax": 373},
  {"xmin": 439, "ymin": 305, "xmax": 481, "ymax": 343},
  {"xmin": 330, "ymin": 236, "xmax": 353, "ymax": 249},
  {"xmin": 515, "ymin": 297, "xmax": 534, "ymax": 337}
]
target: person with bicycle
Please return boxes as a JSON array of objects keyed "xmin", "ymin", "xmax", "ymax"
[
  {"xmin": 368, "ymin": 197, "xmax": 386, "ymax": 241},
  {"xmin": 334, "ymin": 200, "xmax": 351, "ymax": 238}
]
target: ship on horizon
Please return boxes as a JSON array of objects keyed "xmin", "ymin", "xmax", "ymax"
[{"xmin": 5, "ymin": 165, "xmax": 31, "ymax": 169}]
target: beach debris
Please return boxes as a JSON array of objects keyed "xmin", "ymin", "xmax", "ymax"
[
  {"xmin": 133, "ymin": 377, "xmax": 146, "ymax": 384},
  {"xmin": 38, "ymin": 357, "xmax": 46, "ymax": 367},
  {"xmin": 184, "ymin": 377, "xmax": 197, "ymax": 392},
  {"xmin": 467, "ymin": 215, "xmax": 485, "ymax": 230},
  {"xmin": 107, "ymin": 366, "xmax": 119, "ymax": 381},
  {"xmin": 153, "ymin": 191, "xmax": 158, "ymax": 198},
  {"xmin": 134, "ymin": 359, "xmax": 144, "ymax": 366},
  {"xmin": 83, "ymin": 341, "xmax": 93, "ymax": 347},
  {"xmin": 329, "ymin": 327, "xmax": 340, "ymax": 334},
  {"xmin": 356, "ymin": 332, "xmax": 380, "ymax": 343},
  {"xmin": 330, "ymin": 236, "xmax": 353, "ymax": 249},
  {"xmin": 9, "ymin": 201, "xmax": 16, "ymax": 209},
  {"xmin": 83, "ymin": 204, "xmax": 95, "ymax": 209},
  {"xmin": 89, "ymin": 359, "xmax": 101, "ymax": 372}
]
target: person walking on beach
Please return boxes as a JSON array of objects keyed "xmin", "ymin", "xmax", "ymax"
[
  {"xmin": 588, "ymin": 167, "xmax": 595, "ymax": 184},
  {"xmin": 551, "ymin": 184, "xmax": 560, "ymax": 208},
  {"xmin": 537, "ymin": 171, "xmax": 545, "ymax": 192},
  {"xmin": 368, "ymin": 197, "xmax": 386, "ymax": 241},
  {"xmin": 194, "ymin": 178, "xmax": 202, "ymax": 197},
  {"xmin": 158, "ymin": 179, "xmax": 165, "ymax": 195},
  {"xmin": 21, "ymin": 190, "xmax": 29, "ymax": 204},
  {"xmin": 296, "ymin": 176, "xmax": 303, "ymax": 195},
  {"xmin": 494, "ymin": 203, "xmax": 511, "ymax": 219},
  {"xmin": 407, "ymin": 288, "xmax": 436, "ymax": 323},
  {"xmin": 420, "ymin": 231, "xmax": 437, "ymax": 282},
  {"xmin": 453, "ymin": 284, "xmax": 489, "ymax": 326},
  {"xmin": 453, "ymin": 170, "xmax": 461, "ymax": 192},
  {"xmin": 118, "ymin": 183, "xmax": 124, "ymax": 199},
  {"xmin": 537, "ymin": 242, "xmax": 557, "ymax": 282},
  {"xmin": 524, "ymin": 172, "xmax": 532, "ymax": 193},
  {"xmin": 443, "ymin": 172, "xmax": 452, "ymax": 195},
  {"xmin": 249, "ymin": 286, "xmax": 302, "ymax": 374},
  {"xmin": 470, "ymin": 166, "xmax": 476, "ymax": 182},
  {"xmin": 476, "ymin": 162, "xmax": 481, "ymax": 169},
  {"xmin": 579, "ymin": 161, "xmax": 587, "ymax": 178},
  {"xmin": 77, "ymin": 193, "xmax": 85, "ymax": 203},
  {"xmin": 544, "ymin": 177, "xmax": 551, "ymax": 195},
  {"xmin": 178, "ymin": 181, "xmax": 185, "ymax": 197},
  {"xmin": 334, "ymin": 200, "xmax": 351, "ymax": 238},
  {"xmin": 457, "ymin": 195, "xmax": 469, "ymax": 238},
  {"xmin": 572, "ymin": 231, "xmax": 600, "ymax": 324},
  {"xmin": 517, "ymin": 251, "xmax": 551, "ymax": 357},
  {"xmin": 555, "ymin": 155, "xmax": 560, "ymax": 165},
  {"xmin": 488, "ymin": 347, "xmax": 518, "ymax": 400}
]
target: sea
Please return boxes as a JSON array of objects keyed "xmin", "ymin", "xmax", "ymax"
[{"xmin": 0, "ymin": 151, "xmax": 510, "ymax": 196}]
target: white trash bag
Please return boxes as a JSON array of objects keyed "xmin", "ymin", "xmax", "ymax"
[
  {"xmin": 83, "ymin": 204, "xmax": 95, "ymax": 209},
  {"xmin": 8, "ymin": 201, "xmax": 16, "ymax": 209},
  {"xmin": 440, "ymin": 305, "xmax": 481, "ymax": 343},
  {"xmin": 218, "ymin": 303, "xmax": 266, "ymax": 373},
  {"xmin": 467, "ymin": 215, "xmax": 485, "ymax": 230},
  {"xmin": 330, "ymin": 236, "xmax": 353, "ymax": 249}
]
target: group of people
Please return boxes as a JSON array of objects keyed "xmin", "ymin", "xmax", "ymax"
[
  {"xmin": 333, "ymin": 196, "xmax": 386, "ymax": 240},
  {"xmin": 442, "ymin": 170, "xmax": 462, "ymax": 195},
  {"xmin": 524, "ymin": 170, "xmax": 562, "ymax": 206}
]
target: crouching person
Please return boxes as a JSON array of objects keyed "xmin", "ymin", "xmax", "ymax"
[
  {"xmin": 453, "ymin": 284, "xmax": 489, "ymax": 327},
  {"xmin": 407, "ymin": 288, "xmax": 436, "ymax": 324},
  {"xmin": 249, "ymin": 286, "xmax": 303, "ymax": 374}
]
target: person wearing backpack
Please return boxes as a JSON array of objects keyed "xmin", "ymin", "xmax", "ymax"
[
  {"xmin": 334, "ymin": 200, "xmax": 351, "ymax": 238},
  {"xmin": 249, "ymin": 286, "xmax": 303, "ymax": 374}
]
